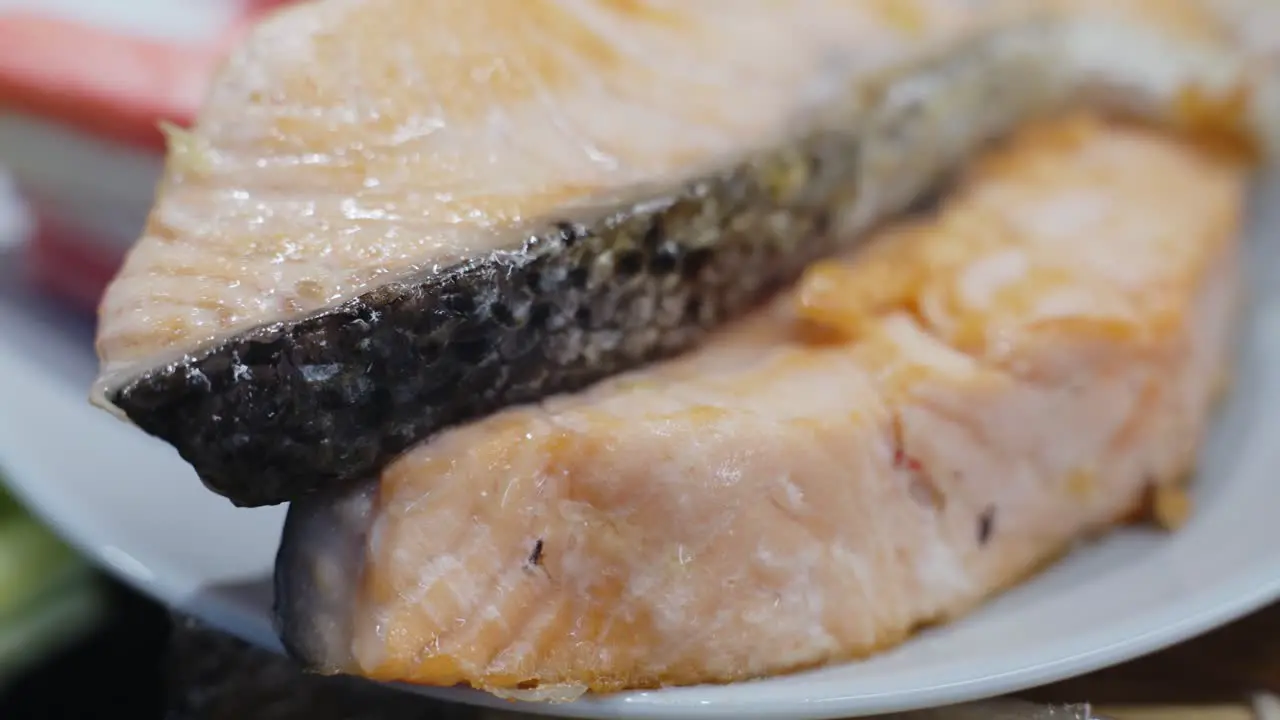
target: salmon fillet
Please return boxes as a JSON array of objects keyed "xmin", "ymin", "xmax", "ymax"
[
  {"xmin": 275, "ymin": 114, "xmax": 1248, "ymax": 697},
  {"xmin": 86, "ymin": 0, "xmax": 1280, "ymax": 507}
]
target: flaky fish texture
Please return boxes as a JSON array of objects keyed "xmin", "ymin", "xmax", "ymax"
[
  {"xmin": 90, "ymin": 0, "xmax": 1280, "ymax": 507},
  {"xmin": 275, "ymin": 114, "xmax": 1248, "ymax": 697}
]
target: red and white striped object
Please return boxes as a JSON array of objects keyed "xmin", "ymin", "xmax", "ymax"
[{"xmin": 0, "ymin": 0, "xmax": 294, "ymax": 313}]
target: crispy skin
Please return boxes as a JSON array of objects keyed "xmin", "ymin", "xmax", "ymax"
[
  {"xmin": 275, "ymin": 115, "xmax": 1247, "ymax": 695},
  {"xmin": 90, "ymin": 0, "xmax": 1278, "ymax": 506}
]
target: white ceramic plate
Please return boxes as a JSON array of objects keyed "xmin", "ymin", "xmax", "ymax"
[{"xmin": 2, "ymin": 176, "xmax": 1280, "ymax": 720}]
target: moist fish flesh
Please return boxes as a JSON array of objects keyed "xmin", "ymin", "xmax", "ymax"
[
  {"xmin": 274, "ymin": 113, "xmax": 1248, "ymax": 696},
  {"xmin": 89, "ymin": 0, "xmax": 1280, "ymax": 507}
]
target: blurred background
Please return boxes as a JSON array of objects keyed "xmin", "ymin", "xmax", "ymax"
[{"xmin": 0, "ymin": 1, "xmax": 292, "ymax": 716}]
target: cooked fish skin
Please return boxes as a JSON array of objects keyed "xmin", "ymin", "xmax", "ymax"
[
  {"xmin": 92, "ymin": 0, "xmax": 1279, "ymax": 508},
  {"xmin": 274, "ymin": 114, "xmax": 1247, "ymax": 695}
]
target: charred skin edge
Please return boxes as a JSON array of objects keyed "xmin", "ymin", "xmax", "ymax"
[
  {"xmin": 113, "ymin": 186, "xmax": 840, "ymax": 508},
  {"xmin": 114, "ymin": 189, "xmax": 841, "ymax": 509}
]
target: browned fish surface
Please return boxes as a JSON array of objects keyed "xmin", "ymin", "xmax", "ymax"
[
  {"xmin": 275, "ymin": 114, "xmax": 1247, "ymax": 696},
  {"xmin": 88, "ymin": 0, "xmax": 1280, "ymax": 507}
]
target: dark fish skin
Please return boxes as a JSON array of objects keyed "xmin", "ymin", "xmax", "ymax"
[{"xmin": 104, "ymin": 17, "xmax": 1274, "ymax": 507}]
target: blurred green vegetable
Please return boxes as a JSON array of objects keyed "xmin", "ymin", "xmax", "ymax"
[
  {"xmin": 0, "ymin": 483, "xmax": 19, "ymax": 519},
  {"xmin": 0, "ymin": 476, "xmax": 106, "ymax": 688},
  {"xmin": 0, "ymin": 512, "xmax": 86, "ymax": 619}
]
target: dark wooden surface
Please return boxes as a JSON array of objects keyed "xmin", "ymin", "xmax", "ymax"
[
  {"xmin": 1, "ymin": 575, "xmax": 1277, "ymax": 719},
  {"xmin": 1025, "ymin": 600, "xmax": 1280, "ymax": 707},
  {"xmin": 0, "ymin": 578, "xmax": 168, "ymax": 719}
]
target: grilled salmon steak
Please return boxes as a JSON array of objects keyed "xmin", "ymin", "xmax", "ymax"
[
  {"xmin": 275, "ymin": 114, "xmax": 1248, "ymax": 696},
  {"xmin": 88, "ymin": 0, "xmax": 1279, "ymax": 506}
]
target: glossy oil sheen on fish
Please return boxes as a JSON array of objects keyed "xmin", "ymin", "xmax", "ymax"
[
  {"xmin": 89, "ymin": 0, "xmax": 1280, "ymax": 506},
  {"xmin": 274, "ymin": 113, "xmax": 1249, "ymax": 697}
]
